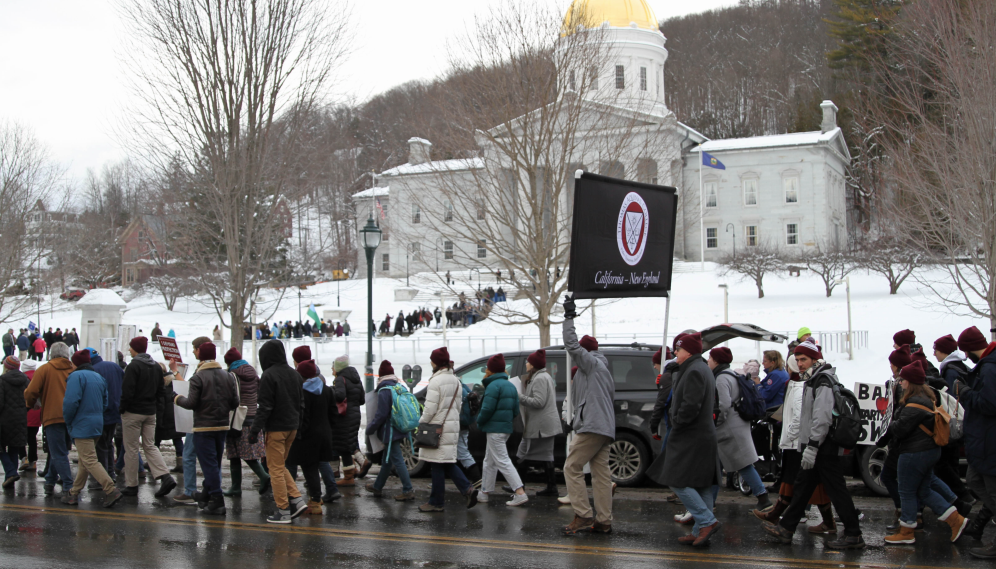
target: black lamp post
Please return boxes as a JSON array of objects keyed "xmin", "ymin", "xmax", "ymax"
[{"xmin": 359, "ymin": 213, "xmax": 382, "ymax": 392}]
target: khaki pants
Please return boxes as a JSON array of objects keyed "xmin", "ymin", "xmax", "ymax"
[
  {"xmin": 265, "ymin": 431, "xmax": 300, "ymax": 510},
  {"xmin": 18, "ymin": 350, "xmax": 26, "ymax": 361},
  {"xmin": 564, "ymin": 432, "xmax": 613, "ymax": 524},
  {"xmin": 122, "ymin": 412, "xmax": 169, "ymax": 487},
  {"xmin": 71, "ymin": 437, "xmax": 115, "ymax": 495}
]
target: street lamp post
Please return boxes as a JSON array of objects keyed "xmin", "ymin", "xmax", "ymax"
[
  {"xmin": 337, "ymin": 260, "xmax": 343, "ymax": 307},
  {"xmin": 359, "ymin": 214, "xmax": 382, "ymax": 392},
  {"xmin": 718, "ymin": 284, "xmax": 729, "ymax": 347},
  {"xmin": 406, "ymin": 251, "xmax": 410, "ymax": 288},
  {"xmin": 297, "ymin": 289, "xmax": 302, "ymax": 325},
  {"xmin": 836, "ymin": 277, "xmax": 854, "ymax": 360}
]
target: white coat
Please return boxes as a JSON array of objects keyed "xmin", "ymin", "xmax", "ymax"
[
  {"xmin": 417, "ymin": 368, "xmax": 463, "ymax": 463},
  {"xmin": 779, "ymin": 379, "xmax": 805, "ymax": 451}
]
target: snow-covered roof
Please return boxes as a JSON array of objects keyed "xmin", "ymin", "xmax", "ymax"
[
  {"xmin": 379, "ymin": 158, "xmax": 484, "ymax": 177},
  {"xmin": 408, "ymin": 137, "xmax": 432, "ymax": 145},
  {"xmin": 352, "ymin": 186, "xmax": 390, "ymax": 199},
  {"xmin": 677, "ymin": 121, "xmax": 709, "ymax": 143},
  {"xmin": 695, "ymin": 128, "xmax": 841, "ymax": 153},
  {"xmin": 76, "ymin": 288, "xmax": 127, "ymax": 308}
]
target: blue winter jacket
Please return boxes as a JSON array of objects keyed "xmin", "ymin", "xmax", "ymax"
[
  {"xmin": 961, "ymin": 347, "xmax": 996, "ymax": 475},
  {"xmin": 476, "ymin": 372, "xmax": 519, "ymax": 434},
  {"xmin": 759, "ymin": 367, "xmax": 789, "ymax": 410},
  {"xmin": 90, "ymin": 352, "xmax": 124, "ymax": 425},
  {"xmin": 16, "ymin": 334, "xmax": 29, "ymax": 351},
  {"xmin": 63, "ymin": 365, "xmax": 108, "ymax": 439},
  {"xmin": 366, "ymin": 377, "xmax": 408, "ymax": 442}
]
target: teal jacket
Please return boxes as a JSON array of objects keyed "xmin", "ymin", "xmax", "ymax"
[{"xmin": 476, "ymin": 372, "xmax": 519, "ymax": 434}]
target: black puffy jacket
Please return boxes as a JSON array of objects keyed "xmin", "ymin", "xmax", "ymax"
[
  {"xmin": 0, "ymin": 369, "xmax": 28, "ymax": 448},
  {"xmin": 891, "ymin": 394, "xmax": 938, "ymax": 455},
  {"xmin": 174, "ymin": 362, "xmax": 239, "ymax": 431},
  {"xmin": 121, "ymin": 354, "xmax": 165, "ymax": 416},
  {"xmin": 288, "ymin": 384, "xmax": 337, "ymax": 466},
  {"xmin": 250, "ymin": 340, "xmax": 304, "ymax": 434},
  {"xmin": 332, "ymin": 366, "xmax": 365, "ymax": 454}
]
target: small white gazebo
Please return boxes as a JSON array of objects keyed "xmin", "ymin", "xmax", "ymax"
[{"xmin": 77, "ymin": 289, "xmax": 127, "ymax": 350}]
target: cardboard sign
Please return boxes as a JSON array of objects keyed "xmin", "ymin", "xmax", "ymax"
[
  {"xmin": 158, "ymin": 337, "xmax": 182, "ymax": 362},
  {"xmin": 854, "ymin": 381, "xmax": 891, "ymax": 445},
  {"xmin": 567, "ymin": 172, "xmax": 678, "ymax": 299},
  {"xmin": 172, "ymin": 380, "xmax": 194, "ymax": 434}
]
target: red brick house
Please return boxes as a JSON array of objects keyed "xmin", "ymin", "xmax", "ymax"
[{"xmin": 119, "ymin": 215, "xmax": 169, "ymax": 285}]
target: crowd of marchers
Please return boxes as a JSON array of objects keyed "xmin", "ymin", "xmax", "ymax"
[{"xmin": 0, "ymin": 298, "xmax": 995, "ymax": 559}]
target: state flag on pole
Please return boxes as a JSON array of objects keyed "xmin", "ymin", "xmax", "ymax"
[
  {"xmin": 702, "ymin": 151, "xmax": 726, "ymax": 170},
  {"xmin": 307, "ymin": 303, "xmax": 320, "ymax": 326}
]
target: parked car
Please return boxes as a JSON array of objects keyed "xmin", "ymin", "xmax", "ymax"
[{"xmin": 60, "ymin": 289, "xmax": 86, "ymax": 301}]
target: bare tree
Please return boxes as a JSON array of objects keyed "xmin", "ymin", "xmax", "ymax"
[
  {"xmin": 866, "ymin": 0, "xmax": 996, "ymax": 332},
  {"xmin": 121, "ymin": 0, "xmax": 350, "ymax": 349},
  {"xmin": 719, "ymin": 242, "xmax": 782, "ymax": 299},
  {"xmin": 800, "ymin": 242, "xmax": 854, "ymax": 297},
  {"xmin": 856, "ymin": 236, "xmax": 924, "ymax": 295}
]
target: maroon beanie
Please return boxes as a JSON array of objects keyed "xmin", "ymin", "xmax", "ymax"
[
  {"xmin": 652, "ymin": 348, "xmax": 663, "ymax": 365},
  {"xmin": 580, "ymin": 335, "xmax": 598, "ymax": 352},
  {"xmin": 292, "ymin": 345, "xmax": 311, "ymax": 364},
  {"xmin": 899, "ymin": 362, "xmax": 925, "ymax": 385},
  {"xmin": 71, "ymin": 350, "xmax": 91, "ymax": 366},
  {"xmin": 666, "ymin": 347, "xmax": 674, "ymax": 360},
  {"xmin": 297, "ymin": 359, "xmax": 318, "ymax": 380},
  {"xmin": 672, "ymin": 333, "xmax": 687, "ymax": 354},
  {"xmin": 709, "ymin": 347, "xmax": 733, "ymax": 365},
  {"xmin": 793, "ymin": 339, "xmax": 822, "ymax": 361},
  {"xmin": 430, "ymin": 347, "xmax": 450, "ymax": 368},
  {"xmin": 487, "ymin": 353, "xmax": 506, "ymax": 373},
  {"xmin": 130, "ymin": 336, "xmax": 148, "ymax": 354},
  {"xmin": 224, "ymin": 347, "xmax": 241, "ymax": 366},
  {"xmin": 676, "ymin": 332, "xmax": 703, "ymax": 355},
  {"xmin": 379, "ymin": 360, "xmax": 394, "ymax": 376},
  {"xmin": 933, "ymin": 334, "xmax": 958, "ymax": 355},
  {"xmin": 198, "ymin": 342, "xmax": 216, "ymax": 361},
  {"xmin": 893, "ymin": 329, "xmax": 916, "ymax": 347},
  {"xmin": 889, "ymin": 345, "xmax": 912, "ymax": 368},
  {"xmin": 527, "ymin": 349, "xmax": 546, "ymax": 369},
  {"xmin": 959, "ymin": 326, "xmax": 989, "ymax": 353}
]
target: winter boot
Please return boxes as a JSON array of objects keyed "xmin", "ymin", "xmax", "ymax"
[
  {"xmin": 884, "ymin": 521, "xmax": 916, "ymax": 545},
  {"xmin": 536, "ymin": 462, "xmax": 559, "ymax": 497},
  {"xmin": 970, "ymin": 538, "xmax": 996, "ymax": 560},
  {"xmin": 204, "ymin": 494, "xmax": 226, "ymax": 516},
  {"xmin": 753, "ymin": 498, "xmax": 789, "ymax": 522},
  {"xmin": 808, "ymin": 503, "xmax": 837, "ymax": 534},
  {"xmin": 755, "ymin": 493, "xmax": 773, "ymax": 512},
  {"xmin": 965, "ymin": 506, "xmax": 994, "ymax": 541},
  {"xmin": 306, "ymin": 498, "xmax": 323, "ymax": 515},
  {"xmin": 224, "ymin": 460, "xmax": 242, "ymax": 496},
  {"xmin": 338, "ymin": 466, "xmax": 356, "ymax": 487},
  {"xmin": 886, "ymin": 508, "xmax": 901, "ymax": 531},
  {"xmin": 940, "ymin": 505, "xmax": 969, "ymax": 542},
  {"xmin": 247, "ymin": 459, "xmax": 271, "ymax": 495}
]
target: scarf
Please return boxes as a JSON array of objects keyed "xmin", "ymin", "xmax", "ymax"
[{"xmin": 228, "ymin": 359, "xmax": 250, "ymax": 372}]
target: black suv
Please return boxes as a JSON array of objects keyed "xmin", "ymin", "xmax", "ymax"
[{"xmin": 401, "ymin": 343, "xmax": 662, "ymax": 486}]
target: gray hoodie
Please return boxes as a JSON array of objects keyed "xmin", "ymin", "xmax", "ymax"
[
  {"xmin": 797, "ymin": 361, "xmax": 836, "ymax": 451},
  {"xmin": 563, "ymin": 319, "xmax": 615, "ymax": 439}
]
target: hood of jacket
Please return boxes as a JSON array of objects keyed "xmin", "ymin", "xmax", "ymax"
[
  {"xmin": 336, "ymin": 365, "xmax": 362, "ymax": 385},
  {"xmin": 303, "ymin": 376, "xmax": 324, "ymax": 395},
  {"xmin": 939, "ymin": 351, "xmax": 968, "ymax": 374},
  {"xmin": 131, "ymin": 353, "xmax": 157, "ymax": 368},
  {"xmin": 482, "ymin": 372, "xmax": 509, "ymax": 387},
  {"xmin": 1, "ymin": 369, "xmax": 28, "ymax": 388},
  {"xmin": 90, "ymin": 353, "xmax": 104, "ymax": 365},
  {"xmin": 259, "ymin": 340, "xmax": 287, "ymax": 371},
  {"xmin": 47, "ymin": 357, "xmax": 75, "ymax": 372},
  {"xmin": 228, "ymin": 359, "xmax": 250, "ymax": 371}
]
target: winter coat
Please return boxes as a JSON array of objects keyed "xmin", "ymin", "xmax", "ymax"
[
  {"xmin": 156, "ymin": 376, "xmax": 179, "ymax": 441},
  {"xmin": 212, "ymin": 328, "xmax": 222, "ymax": 341},
  {"xmin": 121, "ymin": 354, "xmax": 165, "ymax": 416},
  {"xmin": 649, "ymin": 361, "xmax": 678, "ymax": 433},
  {"xmin": 2, "ymin": 332, "xmax": 13, "ymax": 348},
  {"xmin": 24, "ymin": 357, "xmax": 75, "ymax": 426},
  {"xmin": 32, "ymin": 338, "xmax": 46, "ymax": 354},
  {"xmin": 250, "ymin": 340, "xmax": 303, "ymax": 434},
  {"xmin": 779, "ymin": 378, "xmax": 805, "ymax": 450},
  {"xmin": 151, "ymin": 327, "xmax": 162, "ymax": 342},
  {"xmin": 660, "ymin": 354, "xmax": 721, "ymax": 489},
  {"xmin": 519, "ymin": 369, "xmax": 562, "ymax": 439},
  {"xmin": 758, "ymin": 367, "xmax": 789, "ymax": 410},
  {"xmin": 229, "ymin": 361, "xmax": 260, "ymax": 416},
  {"xmin": 368, "ymin": 376, "xmax": 408, "ymax": 443},
  {"xmin": 797, "ymin": 362, "xmax": 837, "ymax": 451},
  {"xmin": 25, "ymin": 369, "xmax": 40, "ymax": 428},
  {"xmin": 890, "ymin": 394, "xmax": 938, "ymax": 455},
  {"xmin": 62, "ymin": 365, "xmax": 108, "ymax": 439},
  {"xmin": 64, "ymin": 332, "xmax": 78, "ymax": 347},
  {"xmin": 288, "ymin": 380, "xmax": 337, "ymax": 466},
  {"xmin": 417, "ymin": 368, "xmax": 463, "ymax": 463},
  {"xmin": 91, "ymin": 354, "xmax": 123, "ymax": 425},
  {"xmin": 714, "ymin": 365, "xmax": 759, "ymax": 471},
  {"xmin": 174, "ymin": 361, "xmax": 239, "ymax": 431},
  {"xmin": 563, "ymin": 319, "xmax": 615, "ymax": 439},
  {"xmin": 16, "ymin": 334, "xmax": 29, "ymax": 351},
  {"xmin": 960, "ymin": 346, "xmax": 996, "ymax": 475},
  {"xmin": 0, "ymin": 369, "xmax": 29, "ymax": 448},
  {"xmin": 332, "ymin": 366, "xmax": 365, "ymax": 454},
  {"xmin": 476, "ymin": 372, "xmax": 519, "ymax": 434}
]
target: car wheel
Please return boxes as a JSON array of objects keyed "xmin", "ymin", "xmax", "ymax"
[
  {"xmin": 860, "ymin": 446, "xmax": 889, "ymax": 496},
  {"xmin": 400, "ymin": 437, "xmax": 427, "ymax": 477},
  {"xmin": 609, "ymin": 432, "xmax": 649, "ymax": 487}
]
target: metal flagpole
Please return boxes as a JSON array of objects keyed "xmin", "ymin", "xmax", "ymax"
[
  {"xmin": 699, "ymin": 150, "xmax": 705, "ymax": 271},
  {"xmin": 662, "ymin": 292, "xmax": 671, "ymax": 351}
]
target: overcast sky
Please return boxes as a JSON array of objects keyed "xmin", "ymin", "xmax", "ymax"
[{"xmin": 0, "ymin": 0, "xmax": 735, "ymax": 182}]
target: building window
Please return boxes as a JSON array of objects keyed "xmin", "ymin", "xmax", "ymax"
[
  {"xmin": 569, "ymin": 70, "xmax": 576, "ymax": 91},
  {"xmin": 591, "ymin": 66, "xmax": 599, "ymax": 90},
  {"xmin": 477, "ymin": 206, "xmax": 485, "ymax": 221},
  {"xmin": 381, "ymin": 253, "xmax": 389, "ymax": 271},
  {"xmin": 382, "ymin": 227, "xmax": 389, "ymax": 241},
  {"xmin": 444, "ymin": 241, "xmax": 453, "ymax": 260},
  {"xmin": 410, "ymin": 242, "xmax": 420, "ymax": 254},
  {"xmin": 640, "ymin": 67, "xmax": 647, "ymax": 91},
  {"xmin": 786, "ymin": 223, "xmax": 799, "ymax": 245},
  {"xmin": 411, "ymin": 204, "xmax": 421, "ymax": 224},
  {"xmin": 784, "ymin": 176, "xmax": 799, "ymax": 203},
  {"xmin": 706, "ymin": 227, "xmax": 718, "ymax": 249},
  {"xmin": 705, "ymin": 182, "xmax": 718, "ymax": 208},
  {"xmin": 138, "ymin": 230, "xmax": 145, "ymax": 240},
  {"xmin": 381, "ymin": 202, "xmax": 389, "ymax": 215},
  {"xmin": 444, "ymin": 201, "xmax": 453, "ymax": 222},
  {"xmin": 615, "ymin": 65, "xmax": 624, "ymax": 89},
  {"xmin": 477, "ymin": 240, "xmax": 486, "ymax": 258},
  {"xmin": 745, "ymin": 225, "xmax": 758, "ymax": 247},
  {"xmin": 743, "ymin": 178, "xmax": 758, "ymax": 206}
]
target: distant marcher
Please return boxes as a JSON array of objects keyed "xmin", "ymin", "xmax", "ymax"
[
  {"xmin": 120, "ymin": 337, "xmax": 176, "ymax": 498},
  {"xmin": 172, "ymin": 336, "xmax": 211, "ymax": 505},
  {"xmin": 517, "ymin": 349, "xmax": 562, "ymax": 497},
  {"xmin": 212, "ymin": 326, "xmax": 222, "ymax": 342},
  {"xmin": 24, "ymin": 342, "xmax": 75, "ymax": 495},
  {"xmin": 20, "ymin": 360, "xmax": 40, "ymax": 472},
  {"xmin": 65, "ymin": 329, "xmax": 79, "ymax": 352},
  {"xmin": 151, "ymin": 324, "xmax": 162, "ymax": 343},
  {"xmin": 32, "ymin": 336, "xmax": 46, "ymax": 362},
  {"xmin": 2, "ymin": 329, "xmax": 15, "ymax": 358},
  {"xmin": 16, "ymin": 330, "xmax": 29, "ymax": 361},
  {"xmin": 0, "ymin": 356, "xmax": 28, "ymax": 488}
]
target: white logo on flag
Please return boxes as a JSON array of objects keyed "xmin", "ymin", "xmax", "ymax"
[{"xmin": 616, "ymin": 192, "xmax": 649, "ymax": 266}]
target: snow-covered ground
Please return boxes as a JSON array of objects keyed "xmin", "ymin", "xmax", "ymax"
[{"xmin": 24, "ymin": 263, "xmax": 983, "ymax": 391}]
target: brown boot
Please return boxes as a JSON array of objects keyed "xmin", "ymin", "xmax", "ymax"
[
  {"xmin": 306, "ymin": 499, "xmax": 323, "ymax": 515},
  {"xmin": 338, "ymin": 466, "xmax": 356, "ymax": 486},
  {"xmin": 563, "ymin": 515, "xmax": 594, "ymax": 535},
  {"xmin": 808, "ymin": 504, "xmax": 837, "ymax": 534},
  {"xmin": 884, "ymin": 522, "xmax": 916, "ymax": 545},
  {"xmin": 941, "ymin": 506, "xmax": 969, "ymax": 542},
  {"xmin": 753, "ymin": 498, "xmax": 789, "ymax": 522}
]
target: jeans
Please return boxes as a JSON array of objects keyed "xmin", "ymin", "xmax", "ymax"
[
  {"xmin": 457, "ymin": 430, "xmax": 475, "ymax": 468},
  {"xmin": 481, "ymin": 433, "xmax": 523, "ymax": 493},
  {"xmin": 967, "ymin": 465, "xmax": 996, "ymax": 515},
  {"xmin": 44, "ymin": 424, "xmax": 73, "ymax": 488},
  {"xmin": 738, "ymin": 464, "xmax": 767, "ymax": 497},
  {"xmin": 898, "ymin": 448, "xmax": 952, "ymax": 524},
  {"xmin": 429, "ymin": 462, "xmax": 471, "ymax": 507},
  {"xmin": 671, "ymin": 486, "xmax": 719, "ymax": 535},
  {"xmin": 183, "ymin": 434, "xmax": 198, "ymax": 495},
  {"xmin": 779, "ymin": 442, "xmax": 862, "ymax": 537},
  {"xmin": 193, "ymin": 431, "xmax": 226, "ymax": 497},
  {"xmin": 374, "ymin": 440, "xmax": 413, "ymax": 494},
  {"xmin": 0, "ymin": 446, "xmax": 19, "ymax": 479},
  {"xmin": 881, "ymin": 460, "xmax": 901, "ymax": 509},
  {"xmin": 97, "ymin": 423, "xmax": 116, "ymax": 474},
  {"xmin": 318, "ymin": 462, "xmax": 339, "ymax": 494},
  {"xmin": 931, "ymin": 473, "xmax": 957, "ymax": 505}
]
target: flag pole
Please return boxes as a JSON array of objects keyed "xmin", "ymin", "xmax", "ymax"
[{"xmin": 699, "ymin": 150, "xmax": 705, "ymax": 271}]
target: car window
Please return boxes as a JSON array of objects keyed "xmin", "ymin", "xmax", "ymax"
[
  {"xmin": 608, "ymin": 355, "xmax": 657, "ymax": 391},
  {"xmin": 547, "ymin": 356, "xmax": 567, "ymax": 392},
  {"xmin": 458, "ymin": 357, "xmax": 518, "ymax": 386}
]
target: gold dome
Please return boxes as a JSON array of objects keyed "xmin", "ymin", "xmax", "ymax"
[{"xmin": 562, "ymin": 0, "xmax": 659, "ymax": 35}]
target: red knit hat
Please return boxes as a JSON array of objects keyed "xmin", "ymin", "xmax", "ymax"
[
  {"xmin": 198, "ymin": 342, "xmax": 216, "ymax": 361},
  {"xmin": 527, "ymin": 349, "xmax": 546, "ymax": 369},
  {"xmin": 794, "ymin": 339, "xmax": 822, "ymax": 361},
  {"xmin": 224, "ymin": 347, "xmax": 241, "ymax": 366},
  {"xmin": 672, "ymin": 333, "xmax": 687, "ymax": 354},
  {"xmin": 379, "ymin": 360, "xmax": 394, "ymax": 376},
  {"xmin": 292, "ymin": 345, "xmax": 311, "ymax": 364},
  {"xmin": 709, "ymin": 347, "xmax": 733, "ymax": 365},
  {"xmin": 297, "ymin": 359, "xmax": 318, "ymax": 380},
  {"xmin": 652, "ymin": 348, "xmax": 663, "ymax": 365},
  {"xmin": 129, "ymin": 336, "xmax": 148, "ymax": 354},
  {"xmin": 889, "ymin": 345, "xmax": 912, "ymax": 368},
  {"xmin": 430, "ymin": 347, "xmax": 450, "ymax": 368},
  {"xmin": 899, "ymin": 362, "xmax": 925, "ymax": 385},
  {"xmin": 959, "ymin": 326, "xmax": 989, "ymax": 353},
  {"xmin": 666, "ymin": 347, "xmax": 674, "ymax": 360},
  {"xmin": 487, "ymin": 353, "xmax": 506, "ymax": 373},
  {"xmin": 933, "ymin": 334, "xmax": 958, "ymax": 355},
  {"xmin": 676, "ymin": 332, "xmax": 702, "ymax": 355},
  {"xmin": 71, "ymin": 350, "xmax": 90, "ymax": 366},
  {"xmin": 893, "ymin": 329, "xmax": 916, "ymax": 347},
  {"xmin": 580, "ymin": 335, "xmax": 598, "ymax": 352}
]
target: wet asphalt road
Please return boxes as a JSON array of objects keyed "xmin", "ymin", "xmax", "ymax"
[{"xmin": 0, "ymin": 467, "xmax": 990, "ymax": 569}]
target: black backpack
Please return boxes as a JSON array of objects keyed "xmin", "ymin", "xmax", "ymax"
[
  {"xmin": 811, "ymin": 370, "xmax": 862, "ymax": 450},
  {"xmin": 722, "ymin": 370, "xmax": 767, "ymax": 422}
]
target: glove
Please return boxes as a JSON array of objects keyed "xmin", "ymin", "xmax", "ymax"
[
  {"xmin": 801, "ymin": 445, "xmax": 818, "ymax": 470},
  {"xmin": 563, "ymin": 294, "xmax": 577, "ymax": 319},
  {"xmin": 652, "ymin": 434, "xmax": 662, "ymax": 441},
  {"xmin": 247, "ymin": 430, "xmax": 259, "ymax": 445},
  {"xmin": 954, "ymin": 379, "xmax": 971, "ymax": 396}
]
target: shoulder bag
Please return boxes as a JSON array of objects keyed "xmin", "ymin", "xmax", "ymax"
[
  {"xmin": 229, "ymin": 371, "xmax": 249, "ymax": 433},
  {"xmin": 414, "ymin": 383, "xmax": 458, "ymax": 449}
]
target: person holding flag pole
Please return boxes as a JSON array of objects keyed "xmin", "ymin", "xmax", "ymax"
[
  {"xmin": 699, "ymin": 149, "xmax": 726, "ymax": 270},
  {"xmin": 306, "ymin": 303, "xmax": 321, "ymax": 337}
]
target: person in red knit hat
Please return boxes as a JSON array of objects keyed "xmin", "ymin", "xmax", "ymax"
[
  {"xmin": 365, "ymin": 360, "xmax": 415, "ymax": 501},
  {"xmin": 220, "ymin": 347, "xmax": 270, "ymax": 499},
  {"xmin": 931, "ymin": 334, "xmax": 975, "ymax": 509},
  {"xmin": 516, "ymin": 349, "xmax": 562, "ymax": 497}
]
